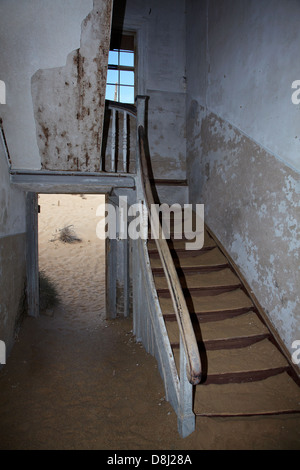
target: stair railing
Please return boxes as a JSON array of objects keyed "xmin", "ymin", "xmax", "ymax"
[
  {"xmin": 135, "ymin": 96, "xmax": 202, "ymax": 437},
  {"xmin": 104, "ymin": 96, "xmax": 202, "ymax": 437},
  {"xmin": 105, "ymin": 100, "xmax": 137, "ymax": 173},
  {"xmin": 137, "ymin": 125, "xmax": 202, "ymax": 386}
]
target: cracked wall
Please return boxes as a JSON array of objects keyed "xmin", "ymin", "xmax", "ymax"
[
  {"xmin": 186, "ymin": 0, "xmax": 300, "ymax": 361},
  {"xmin": 188, "ymin": 104, "xmax": 300, "ymax": 354}
]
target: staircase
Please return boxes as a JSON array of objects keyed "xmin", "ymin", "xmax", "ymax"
[
  {"xmin": 102, "ymin": 97, "xmax": 300, "ymax": 437},
  {"xmin": 148, "ymin": 224, "xmax": 300, "ymax": 419}
]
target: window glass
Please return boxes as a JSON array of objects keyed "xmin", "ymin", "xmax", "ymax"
[
  {"xmin": 120, "ymin": 71, "xmax": 134, "ymax": 86},
  {"xmin": 120, "ymin": 51, "xmax": 134, "ymax": 67},
  {"xmin": 107, "ymin": 69, "xmax": 118, "ymax": 85},
  {"xmin": 108, "ymin": 50, "xmax": 118, "ymax": 65},
  {"xmin": 120, "ymin": 86, "xmax": 134, "ymax": 104},
  {"xmin": 106, "ymin": 84, "xmax": 117, "ymax": 101},
  {"xmin": 106, "ymin": 38, "xmax": 135, "ymax": 104}
]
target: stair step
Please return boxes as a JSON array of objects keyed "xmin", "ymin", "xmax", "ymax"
[
  {"xmin": 165, "ymin": 311, "xmax": 270, "ymax": 349},
  {"xmin": 150, "ymin": 247, "xmax": 229, "ymax": 273},
  {"xmin": 147, "ymin": 230, "xmax": 216, "ymax": 253},
  {"xmin": 193, "ymin": 372, "xmax": 300, "ymax": 417},
  {"xmin": 146, "ymin": 216, "xmax": 300, "ymax": 421},
  {"xmin": 159, "ymin": 289, "xmax": 254, "ymax": 322},
  {"xmin": 173, "ymin": 339, "xmax": 290, "ymax": 385},
  {"xmin": 154, "ymin": 268, "xmax": 242, "ymax": 295}
]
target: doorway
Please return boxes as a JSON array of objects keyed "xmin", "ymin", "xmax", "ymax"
[{"xmin": 37, "ymin": 193, "xmax": 106, "ymax": 324}]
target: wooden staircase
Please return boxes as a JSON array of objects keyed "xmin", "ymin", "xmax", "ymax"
[{"xmin": 147, "ymin": 225, "xmax": 300, "ymax": 419}]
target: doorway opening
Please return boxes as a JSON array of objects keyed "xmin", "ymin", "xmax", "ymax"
[{"xmin": 37, "ymin": 193, "xmax": 106, "ymax": 327}]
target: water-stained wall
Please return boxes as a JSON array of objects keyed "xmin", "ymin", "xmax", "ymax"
[
  {"xmin": 186, "ymin": 0, "xmax": 300, "ymax": 360},
  {"xmin": 32, "ymin": 0, "xmax": 113, "ymax": 171}
]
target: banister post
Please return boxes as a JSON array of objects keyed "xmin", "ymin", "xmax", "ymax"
[
  {"xmin": 178, "ymin": 336, "xmax": 196, "ymax": 438},
  {"xmin": 135, "ymin": 95, "xmax": 147, "ymax": 129},
  {"xmin": 123, "ymin": 111, "xmax": 128, "ymax": 172},
  {"xmin": 111, "ymin": 107, "xmax": 117, "ymax": 172},
  {"xmin": 135, "ymin": 95, "xmax": 148, "ymax": 198}
]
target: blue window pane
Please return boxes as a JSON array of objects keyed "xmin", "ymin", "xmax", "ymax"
[
  {"xmin": 106, "ymin": 84, "xmax": 118, "ymax": 101},
  {"xmin": 120, "ymin": 71, "xmax": 134, "ymax": 86},
  {"xmin": 120, "ymin": 86, "xmax": 134, "ymax": 104},
  {"xmin": 107, "ymin": 69, "xmax": 118, "ymax": 84},
  {"xmin": 120, "ymin": 51, "xmax": 134, "ymax": 67},
  {"xmin": 108, "ymin": 50, "xmax": 118, "ymax": 65}
]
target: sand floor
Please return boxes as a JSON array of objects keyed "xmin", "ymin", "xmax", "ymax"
[{"xmin": 0, "ymin": 194, "xmax": 299, "ymax": 450}]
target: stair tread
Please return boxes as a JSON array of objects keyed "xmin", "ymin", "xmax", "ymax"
[
  {"xmin": 150, "ymin": 247, "xmax": 228, "ymax": 270},
  {"xmin": 154, "ymin": 268, "xmax": 241, "ymax": 291},
  {"xmin": 165, "ymin": 312, "xmax": 269, "ymax": 345},
  {"xmin": 173, "ymin": 339, "xmax": 289, "ymax": 377},
  {"xmin": 147, "ymin": 231, "xmax": 216, "ymax": 251},
  {"xmin": 146, "ymin": 216, "xmax": 300, "ymax": 419},
  {"xmin": 159, "ymin": 289, "xmax": 253, "ymax": 316},
  {"xmin": 206, "ymin": 338, "xmax": 289, "ymax": 375},
  {"xmin": 193, "ymin": 372, "xmax": 300, "ymax": 416}
]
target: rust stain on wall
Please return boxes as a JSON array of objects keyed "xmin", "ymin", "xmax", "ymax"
[{"xmin": 31, "ymin": 0, "xmax": 113, "ymax": 172}]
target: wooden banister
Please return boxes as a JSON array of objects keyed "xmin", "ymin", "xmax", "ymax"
[
  {"xmin": 138, "ymin": 125, "xmax": 202, "ymax": 386},
  {"xmin": 104, "ymin": 98, "xmax": 202, "ymax": 386},
  {"xmin": 106, "ymin": 100, "xmax": 137, "ymax": 118}
]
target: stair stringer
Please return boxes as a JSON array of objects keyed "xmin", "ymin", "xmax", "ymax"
[{"xmin": 131, "ymin": 236, "xmax": 180, "ymax": 415}]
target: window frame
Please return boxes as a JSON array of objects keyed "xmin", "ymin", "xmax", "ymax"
[{"xmin": 106, "ymin": 33, "xmax": 136, "ymax": 104}]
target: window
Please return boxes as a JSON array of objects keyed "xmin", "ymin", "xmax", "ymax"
[{"xmin": 106, "ymin": 34, "xmax": 135, "ymax": 104}]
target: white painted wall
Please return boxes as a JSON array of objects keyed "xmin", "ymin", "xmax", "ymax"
[
  {"xmin": 203, "ymin": 0, "xmax": 300, "ymax": 173},
  {"xmin": 0, "ymin": 0, "xmax": 93, "ymax": 169},
  {"xmin": 186, "ymin": 0, "xmax": 300, "ymax": 360},
  {"xmin": 122, "ymin": 0, "xmax": 187, "ymax": 180},
  {"xmin": 0, "ymin": 135, "xmax": 26, "ymax": 238}
]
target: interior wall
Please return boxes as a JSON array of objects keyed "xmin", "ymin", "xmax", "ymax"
[
  {"xmin": 0, "ymin": 0, "xmax": 93, "ymax": 170},
  {"xmin": 0, "ymin": 133, "xmax": 27, "ymax": 355},
  {"xmin": 186, "ymin": 0, "xmax": 300, "ymax": 359},
  {"xmin": 32, "ymin": 0, "xmax": 113, "ymax": 171},
  {"xmin": 118, "ymin": 0, "xmax": 187, "ymax": 181}
]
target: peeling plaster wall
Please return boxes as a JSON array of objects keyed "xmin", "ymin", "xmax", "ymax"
[
  {"xmin": 32, "ymin": 0, "xmax": 113, "ymax": 171},
  {"xmin": 186, "ymin": 0, "xmax": 300, "ymax": 359},
  {"xmin": 0, "ymin": 0, "xmax": 93, "ymax": 169},
  {"xmin": 0, "ymin": 130, "xmax": 27, "ymax": 354}
]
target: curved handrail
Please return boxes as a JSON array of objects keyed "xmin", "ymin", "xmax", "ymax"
[
  {"xmin": 106, "ymin": 99, "xmax": 137, "ymax": 118},
  {"xmin": 103, "ymin": 99, "xmax": 202, "ymax": 385},
  {"xmin": 137, "ymin": 125, "xmax": 202, "ymax": 385}
]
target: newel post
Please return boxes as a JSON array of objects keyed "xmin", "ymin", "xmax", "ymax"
[
  {"xmin": 135, "ymin": 95, "xmax": 148, "ymax": 197},
  {"xmin": 178, "ymin": 336, "xmax": 196, "ymax": 438},
  {"xmin": 136, "ymin": 95, "xmax": 147, "ymax": 127}
]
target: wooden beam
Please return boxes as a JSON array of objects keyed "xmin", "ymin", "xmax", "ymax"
[{"xmin": 10, "ymin": 171, "xmax": 136, "ymax": 193}]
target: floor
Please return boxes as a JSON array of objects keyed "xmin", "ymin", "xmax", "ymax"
[
  {"xmin": 0, "ymin": 194, "xmax": 299, "ymax": 450},
  {"xmin": 1, "ymin": 306, "xmax": 300, "ymax": 450}
]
